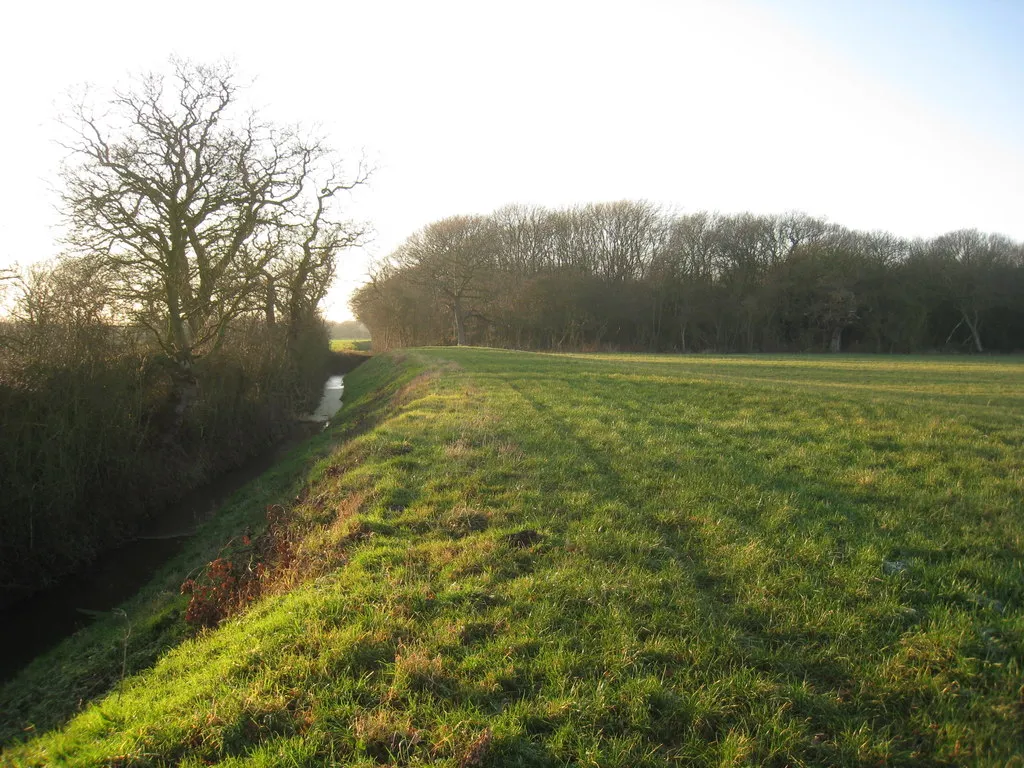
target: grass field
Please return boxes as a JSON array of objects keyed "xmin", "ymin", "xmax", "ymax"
[
  {"xmin": 330, "ymin": 339, "xmax": 373, "ymax": 352},
  {"xmin": 2, "ymin": 350, "xmax": 1022, "ymax": 766}
]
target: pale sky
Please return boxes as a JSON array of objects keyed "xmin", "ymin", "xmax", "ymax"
[{"xmin": 1, "ymin": 0, "xmax": 1021, "ymax": 320}]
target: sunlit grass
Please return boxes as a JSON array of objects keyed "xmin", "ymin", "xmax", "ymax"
[
  {"xmin": 3, "ymin": 350, "xmax": 1022, "ymax": 766},
  {"xmin": 330, "ymin": 339, "xmax": 372, "ymax": 352}
]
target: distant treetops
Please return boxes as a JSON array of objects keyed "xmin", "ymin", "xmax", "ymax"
[{"xmin": 353, "ymin": 203, "xmax": 1023, "ymax": 354}]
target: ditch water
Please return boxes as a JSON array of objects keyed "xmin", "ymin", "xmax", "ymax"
[{"xmin": 0, "ymin": 375, "xmax": 345, "ymax": 684}]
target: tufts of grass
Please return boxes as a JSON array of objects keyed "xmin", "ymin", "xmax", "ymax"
[{"xmin": 3, "ymin": 350, "xmax": 1023, "ymax": 766}]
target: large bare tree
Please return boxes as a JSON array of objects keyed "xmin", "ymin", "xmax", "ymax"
[
  {"xmin": 393, "ymin": 215, "xmax": 497, "ymax": 346},
  {"xmin": 60, "ymin": 59, "xmax": 367, "ymax": 383},
  {"xmin": 928, "ymin": 229, "xmax": 1017, "ymax": 353}
]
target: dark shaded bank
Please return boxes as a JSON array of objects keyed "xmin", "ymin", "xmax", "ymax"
[
  {"xmin": 0, "ymin": 324, "xmax": 337, "ymax": 602},
  {"xmin": 0, "ymin": 355, "xmax": 371, "ymax": 685},
  {"xmin": 326, "ymin": 348, "xmax": 373, "ymax": 374},
  {"xmin": 0, "ymin": 352, "xmax": 404, "ymax": 747},
  {"xmin": 0, "ymin": 424, "xmax": 317, "ymax": 685}
]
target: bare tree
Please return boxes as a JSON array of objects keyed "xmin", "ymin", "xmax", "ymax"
[
  {"xmin": 928, "ymin": 229, "xmax": 1017, "ymax": 353},
  {"xmin": 0, "ymin": 266, "xmax": 21, "ymax": 351},
  {"xmin": 393, "ymin": 215, "xmax": 497, "ymax": 345},
  {"xmin": 0, "ymin": 265, "xmax": 17, "ymax": 312},
  {"xmin": 276, "ymin": 180, "xmax": 368, "ymax": 342},
  {"xmin": 59, "ymin": 58, "xmax": 367, "ymax": 392}
]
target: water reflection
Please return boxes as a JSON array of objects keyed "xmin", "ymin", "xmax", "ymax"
[{"xmin": 305, "ymin": 375, "xmax": 344, "ymax": 424}]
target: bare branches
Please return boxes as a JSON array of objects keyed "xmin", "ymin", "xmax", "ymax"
[
  {"xmin": 354, "ymin": 202, "xmax": 1024, "ymax": 353},
  {"xmin": 58, "ymin": 59, "xmax": 368, "ymax": 367}
]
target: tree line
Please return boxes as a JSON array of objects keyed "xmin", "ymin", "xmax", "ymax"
[
  {"xmin": 327, "ymin": 319, "xmax": 370, "ymax": 339},
  {"xmin": 0, "ymin": 60, "xmax": 363, "ymax": 599},
  {"xmin": 352, "ymin": 202, "xmax": 1024, "ymax": 354}
]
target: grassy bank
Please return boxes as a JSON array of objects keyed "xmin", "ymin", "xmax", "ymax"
[{"xmin": 2, "ymin": 350, "xmax": 1022, "ymax": 766}]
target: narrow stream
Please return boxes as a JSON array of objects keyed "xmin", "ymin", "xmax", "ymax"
[
  {"xmin": 304, "ymin": 375, "xmax": 345, "ymax": 424},
  {"xmin": 0, "ymin": 376, "xmax": 344, "ymax": 683}
]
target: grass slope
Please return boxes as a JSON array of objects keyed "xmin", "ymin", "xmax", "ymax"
[{"xmin": 3, "ymin": 350, "xmax": 1023, "ymax": 766}]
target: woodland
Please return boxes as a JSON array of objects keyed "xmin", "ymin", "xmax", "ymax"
[{"xmin": 353, "ymin": 203, "xmax": 1024, "ymax": 354}]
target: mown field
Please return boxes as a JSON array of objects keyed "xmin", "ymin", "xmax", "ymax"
[{"xmin": 2, "ymin": 350, "xmax": 1022, "ymax": 766}]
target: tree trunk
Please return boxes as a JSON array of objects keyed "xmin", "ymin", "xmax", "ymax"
[
  {"xmin": 165, "ymin": 278, "xmax": 192, "ymax": 365},
  {"xmin": 962, "ymin": 309, "xmax": 983, "ymax": 353},
  {"xmin": 165, "ymin": 359, "xmax": 199, "ymax": 433},
  {"xmin": 264, "ymin": 273, "xmax": 276, "ymax": 327},
  {"xmin": 453, "ymin": 298, "xmax": 467, "ymax": 346},
  {"xmin": 829, "ymin": 326, "xmax": 843, "ymax": 353}
]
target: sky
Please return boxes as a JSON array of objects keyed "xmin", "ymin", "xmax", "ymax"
[{"xmin": 1, "ymin": 0, "xmax": 1021, "ymax": 321}]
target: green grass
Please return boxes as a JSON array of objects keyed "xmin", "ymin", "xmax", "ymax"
[
  {"xmin": 3, "ymin": 350, "xmax": 1023, "ymax": 766},
  {"xmin": 330, "ymin": 339, "xmax": 372, "ymax": 352}
]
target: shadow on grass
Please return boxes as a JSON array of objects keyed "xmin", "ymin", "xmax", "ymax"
[{"xmin": 504, "ymin": 376, "xmax": 887, "ymax": 761}]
